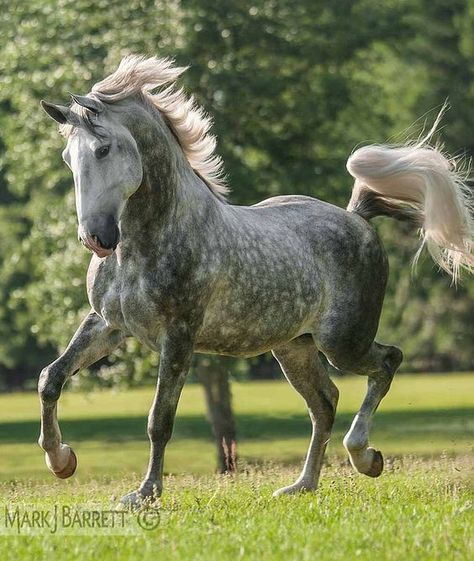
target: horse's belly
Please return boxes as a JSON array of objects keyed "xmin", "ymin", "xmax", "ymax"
[
  {"xmin": 194, "ymin": 331, "xmax": 305, "ymax": 357},
  {"xmin": 194, "ymin": 320, "xmax": 311, "ymax": 357},
  {"xmin": 195, "ymin": 288, "xmax": 321, "ymax": 356}
]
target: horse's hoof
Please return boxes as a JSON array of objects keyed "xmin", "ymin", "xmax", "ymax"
[
  {"xmin": 273, "ymin": 481, "xmax": 316, "ymax": 497},
  {"xmin": 119, "ymin": 491, "xmax": 142, "ymax": 511},
  {"xmin": 51, "ymin": 447, "xmax": 77, "ymax": 479},
  {"xmin": 364, "ymin": 448, "xmax": 384, "ymax": 478},
  {"xmin": 119, "ymin": 489, "xmax": 158, "ymax": 511}
]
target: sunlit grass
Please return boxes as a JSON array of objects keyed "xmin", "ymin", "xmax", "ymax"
[
  {"xmin": 0, "ymin": 375, "xmax": 472, "ymax": 560},
  {"xmin": 0, "ymin": 458, "xmax": 472, "ymax": 561},
  {"xmin": 0, "ymin": 374, "xmax": 471, "ymax": 479}
]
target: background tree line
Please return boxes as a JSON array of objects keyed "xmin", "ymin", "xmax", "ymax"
[{"xmin": 0, "ymin": 0, "xmax": 473, "ymax": 391}]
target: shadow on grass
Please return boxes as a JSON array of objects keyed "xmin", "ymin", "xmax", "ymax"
[{"xmin": 0, "ymin": 408, "xmax": 472, "ymax": 445}]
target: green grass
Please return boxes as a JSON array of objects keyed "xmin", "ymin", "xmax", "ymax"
[{"xmin": 0, "ymin": 374, "xmax": 472, "ymax": 560}]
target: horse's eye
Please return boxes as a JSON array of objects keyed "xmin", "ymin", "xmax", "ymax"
[{"xmin": 95, "ymin": 145, "xmax": 110, "ymax": 159}]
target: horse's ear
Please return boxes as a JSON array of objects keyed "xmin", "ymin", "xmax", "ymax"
[
  {"xmin": 69, "ymin": 93, "xmax": 103, "ymax": 115},
  {"xmin": 41, "ymin": 100, "xmax": 71, "ymax": 124}
]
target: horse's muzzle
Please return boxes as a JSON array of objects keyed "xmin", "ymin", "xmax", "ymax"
[{"xmin": 78, "ymin": 215, "xmax": 120, "ymax": 258}]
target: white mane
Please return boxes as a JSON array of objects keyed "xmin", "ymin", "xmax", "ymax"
[{"xmin": 91, "ymin": 55, "xmax": 228, "ymax": 197}]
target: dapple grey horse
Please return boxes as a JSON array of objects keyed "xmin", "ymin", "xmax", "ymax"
[{"xmin": 40, "ymin": 56, "xmax": 473, "ymax": 507}]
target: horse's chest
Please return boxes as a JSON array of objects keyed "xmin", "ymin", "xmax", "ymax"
[
  {"xmin": 121, "ymin": 280, "xmax": 165, "ymax": 344},
  {"xmin": 87, "ymin": 258, "xmax": 165, "ymax": 348}
]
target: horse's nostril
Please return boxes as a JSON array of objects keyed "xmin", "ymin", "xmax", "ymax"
[
  {"xmin": 81, "ymin": 217, "xmax": 120, "ymax": 252},
  {"xmin": 87, "ymin": 233, "xmax": 105, "ymax": 249},
  {"xmin": 91, "ymin": 233, "xmax": 116, "ymax": 250}
]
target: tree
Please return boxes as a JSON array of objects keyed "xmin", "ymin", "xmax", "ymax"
[{"xmin": 0, "ymin": 0, "xmax": 473, "ymax": 400}]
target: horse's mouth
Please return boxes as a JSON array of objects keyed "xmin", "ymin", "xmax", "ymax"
[{"xmin": 82, "ymin": 234, "xmax": 115, "ymax": 258}]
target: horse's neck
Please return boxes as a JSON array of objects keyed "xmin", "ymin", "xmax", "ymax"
[{"xmin": 119, "ymin": 114, "xmax": 222, "ymax": 255}]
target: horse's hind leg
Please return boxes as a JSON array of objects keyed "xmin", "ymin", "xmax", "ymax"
[
  {"xmin": 341, "ymin": 342, "xmax": 403, "ymax": 477},
  {"xmin": 271, "ymin": 335, "xmax": 339, "ymax": 496}
]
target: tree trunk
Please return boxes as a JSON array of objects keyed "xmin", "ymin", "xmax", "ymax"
[{"xmin": 199, "ymin": 369, "xmax": 237, "ymax": 473}]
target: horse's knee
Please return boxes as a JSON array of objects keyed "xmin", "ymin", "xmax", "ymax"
[
  {"xmin": 38, "ymin": 366, "xmax": 63, "ymax": 403},
  {"xmin": 147, "ymin": 416, "xmax": 173, "ymax": 444}
]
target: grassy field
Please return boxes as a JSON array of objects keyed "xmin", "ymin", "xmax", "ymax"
[{"xmin": 0, "ymin": 374, "xmax": 472, "ymax": 560}]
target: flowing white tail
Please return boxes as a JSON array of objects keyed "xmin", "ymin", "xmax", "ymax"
[{"xmin": 346, "ymin": 137, "xmax": 473, "ymax": 282}]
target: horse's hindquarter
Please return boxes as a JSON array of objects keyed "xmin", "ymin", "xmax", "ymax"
[{"xmin": 195, "ymin": 196, "xmax": 387, "ymax": 356}]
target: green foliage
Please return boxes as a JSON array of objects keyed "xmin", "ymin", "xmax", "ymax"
[{"xmin": 0, "ymin": 0, "xmax": 473, "ymax": 388}]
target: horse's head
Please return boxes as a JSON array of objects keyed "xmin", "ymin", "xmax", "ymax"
[{"xmin": 41, "ymin": 94, "xmax": 143, "ymax": 257}]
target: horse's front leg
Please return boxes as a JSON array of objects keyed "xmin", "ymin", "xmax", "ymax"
[
  {"xmin": 120, "ymin": 324, "xmax": 194, "ymax": 508},
  {"xmin": 38, "ymin": 311, "xmax": 125, "ymax": 477}
]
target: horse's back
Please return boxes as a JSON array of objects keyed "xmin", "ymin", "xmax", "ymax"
[{"xmin": 244, "ymin": 194, "xmax": 382, "ymax": 262}]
